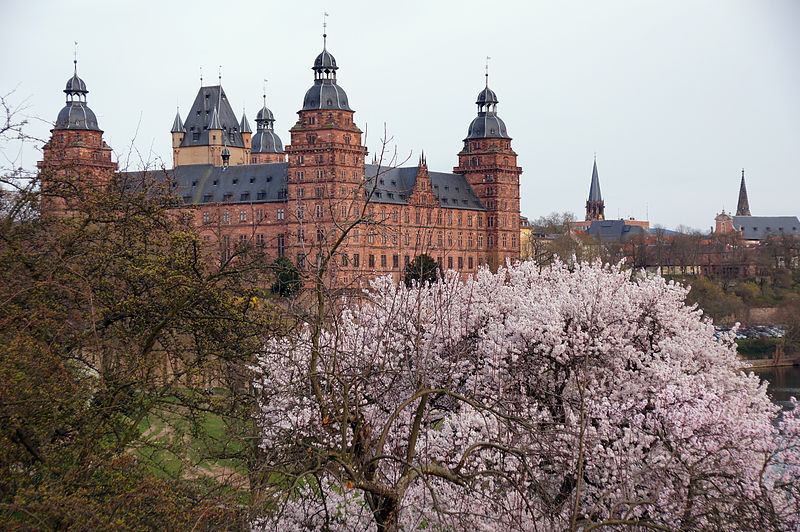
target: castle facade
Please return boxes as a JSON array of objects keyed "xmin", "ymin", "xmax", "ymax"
[{"xmin": 40, "ymin": 39, "xmax": 522, "ymax": 283}]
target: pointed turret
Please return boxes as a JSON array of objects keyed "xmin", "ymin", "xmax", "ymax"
[
  {"xmin": 736, "ymin": 168, "xmax": 751, "ymax": 216},
  {"xmin": 171, "ymin": 110, "xmax": 184, "ymax": 133},
  {"xmin": 240, "ymin": 111, "xmax": 252, "ymax": 134},
  {"xmin": 585, "ymin": 157, "xmax": 605, "ymax": 221}
]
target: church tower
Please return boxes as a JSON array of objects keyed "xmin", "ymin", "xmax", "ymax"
[
  {"xmin": 585, "ymin": 157, "xmax": 605, "ymax": 221},
  {"xmin": 38, "ymin": 59, "xmax": 116, "ymax": 212},
  {"xmin": 736, "ymin": 168, "xmax": 751, "ymax": 216},
  {"xmin": 453, "ymin": 75, "xmax": 521, "ymax": 267},
  {"xmin": 284, "ymin": 34, "xmax": 368, "ymax": 272}
]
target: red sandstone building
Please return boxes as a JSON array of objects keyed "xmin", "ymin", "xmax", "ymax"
[{"xmin": 40, "ymin": 38, "xmax": 522, "ymax": 283}]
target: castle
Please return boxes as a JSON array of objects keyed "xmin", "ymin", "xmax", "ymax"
[{"xmin": 40, "ymin": 36, "xmax": 522, "ymax": 283}]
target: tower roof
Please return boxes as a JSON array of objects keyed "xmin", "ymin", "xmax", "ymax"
[
  {"xmin": 588, "ymin": 158, "xmax": 602, "ymax": 202},
  {"xmin": 302, "ymin": 38, "xmax": 352, "ymax": 111},
  {"xmin": 736, "ymin": 168, "xmax": 751, "ymax": 216},
  {"xmin": 179, "ymin": 85, "xmax": 245, "ymax": 148},
  {"xmin": 465, "ymin": 79, "xmax": 510, "ymax": 140},
  {"xmin": 54, "ymin": 61, "xmax": 100, "ymax": 131},
  {"xmin": 171, "ymin": 110, "xmax": 184, "ymax": 133}
]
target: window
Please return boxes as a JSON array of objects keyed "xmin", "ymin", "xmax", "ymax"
[
  {"xmin": 256, "ymin": 234, "xmax": 265, "ymax": 247},
  {"xmin": 297, "ymin": 253, "xmax": 306, "ymax": 268},
  {"xmin": 468, "ymin": 256, "xmax": 473, "ymax": 269},
  {"xmin": 458, "ymin": 213, "xmax": 463, "ymax": 226},
  {"xmin": 478, "ymin": 235, "xmax": 483, "ymax": 248},
  {"xmin": 368, "ymin": 254, "xmax": 375, "ymax": 268},
  {"xmin": 277, "ymin": 208, "xmax": 284, "ymax": 220},
  {"xmin": 341, "ymin": 254, "xmax": 349, "ymax": 267},
  {"xmin": 256, "ymin": 208, "xmax": 263, "ymax": 222},
  {"xmin": 341, "ymin": 205, "xmax": 348, "ymax": 218},
  {"xmin": 458, "ymin": 256, "xmax": 463, "ymax": 269},
  {"xmin": 392, "ymin": 255, "xmax": 399, "ymax": 269},
  {"xmin": 353, "ymin": 253, "xmax": 360, "ymax": 267},
  {"xmin": 458, "ymin": 233, "xmax": 463, "ymax": 248},
  {"xmin": 416, "ymin": 212, "xmax": 421, "ymax": 224},
  {"xmin": 317, "ymin": 229, "xmax": 324, "ymax": 242},
  {"xmin": 277, "ymin": 234, "xmax": 285, "ymax": 257},
  {"xmin": 368, "ymin": 233, "xmax": 374, "ymax": 244},
  {"xmin": 502, "ymin": 234, "xmax": 508, "ymax": 248},
  {"xmin": 404, "ymin": 211, "xmax": 410, "ymax": 223},
  {"xmin": 426, "ymin": 212, "xmax": 431, "ymax": 224},
  {"xmin": 404, "ymin": 255, "xmax": 410, "ymax": 266},
  {"xmin": 202, "ymin": 211, "xmax": 210, "ymax": 224},
  {"xmin": 437, "ymin": 212, "xmax": 442, "ymax": 225},
  {"xmin": 404, "ymin": 233, "xmax": 410, "ymax": 245},
  {"xmin": 512, "ymin": 235, "xmax": 517, "ymax": 248},
  {"xmin": 392, "ymin": 210, "xmax": 398, "ymax": 222},
  {"xmin": 437, "ymin": 233, "xmax": 443, "ymax": 247},
  {"xmin": 381, "ymin": 255, "xmax": 387, "ymax": 268},
  {"xmin": 448, "ymin": 257, "xmax": 453, "ymax": 269},
  {"xmin": 448, "ymin": 234, "xmax": 453, "ymax": 247},
  {"xmin": 316, "ymin": 204, "xmax": 323, "ymax": 218},
  {"xmin": 240, "ymin": 210, "xmax": 247, "ymax": 222},
  {"xmin": 222, "ymin": 210, "xmax": 230, "ymax": 224},
  {"xmin": 467, "ymin": 215, "xmax": 473, "ymax": 227},
  {"xmin": 468, "ymin": 233, "xmax": 473, "ymax": 247},
  {"xmin": 297, "ymin": 206, "xmax": 304, "ymax": 220},
  {"xmin": 315, "ymin": 186, "xmax": 324, "ymax": 197},
  {"xmin": 392, "ymin": 234, "xmax": 398, "ymax": 245},
  {"xmin": 448, "ymin": 212, "xmax": 453, "ymax": 225},
  {"xmin": 353, "ymin": 229, "xmax": 359, "ymax": 242}
]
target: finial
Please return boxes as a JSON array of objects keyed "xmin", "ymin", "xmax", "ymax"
[
  {"xmin": 485, "ymin": 56, "xmax": 491, "ymax": 87},
  {"xmin": 200, "ymin": 66, "xmax": 203, "ymax": 86},
  {"xmin": 73, "ymin": 41, "xmax": 78, "ymax": 74},
  {"xmin": 263, "ymin": 78, "xmax": 268, "ymax": 106},
  {"xmin": 742, "ymin": 167, "xmax": 745, "ymax": 179},
  {"xmin": 218, "ymin": 65, "xmax": 222, "ymax": 85},
  {"xmin": 323, "ymin": 12, "xmax": 329, "ymax": 48},
  {"xmin": 594, "ymin": 151, "xmax": 597, "ymax": 161}
]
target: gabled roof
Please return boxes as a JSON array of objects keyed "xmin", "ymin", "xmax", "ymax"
[
  {"xmin": 180, "ymin": 85, "xmax": 245, "ymax": 148},
  {"xmin": 732, "ymin": 215, "xmax": 800, "ymax": 240},
  {"xmin": 364, "ymin": 164, "xmax": 486, "ymax": 210}
]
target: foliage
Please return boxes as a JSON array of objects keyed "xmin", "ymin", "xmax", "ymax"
[
  {"xmin": 0, "ymin": 167, "xmax": 276, "ymax": 528},
  {"xmin": 402, "ymin": 253, "xmax": 441, "ymax": 287},
  {"xmin": 686, "ymin": 276, "xmax": 746, "ymax": 323},
  {"xmin": 252, "ymin": 260, "xmax": 800, "ymax": 531},
  {"xmin": 271, "ymin": 256, "xmax": 302, "ymax": 297}
]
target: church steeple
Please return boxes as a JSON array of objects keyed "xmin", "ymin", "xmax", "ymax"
[
  {"xmin": 736, "ymin": 168, "xmax": 751, "ymax": 216},
  {"xmin": 585, "ymin": 156, "xmax": 605, "ymax": 221}
]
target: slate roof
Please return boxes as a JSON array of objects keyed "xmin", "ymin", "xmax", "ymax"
[
  {"xmin": 180, "ymin": 85, "xmax": 245, "ymax": 148},
  {"xmin": 122, "ymin": 162, "xmax": 485, "ymax": 211},
  {"xmin": 55, "ymin": 68, "xmax": 100, "ymax": 131},
  {"xmin": 736, "ymin": 170, "xmax": 751, "ymax": 216},
  {"xmin": 364, "ymin": 164, "xmax": 486, "ymax": 210},
  {"xmin": 588, "ymin": 159, "xmax": 602, "ymax": 202},
  {"xmin": 123, "ymin": 163, "xmax": 288, "ymax": 205},
  {"xmin": 586, "ymin": 220, "xmax": 647, "ymax": 242},
  {"xmin": 732, "ymin": 216, "xmax": 800, "ymax": 240}
]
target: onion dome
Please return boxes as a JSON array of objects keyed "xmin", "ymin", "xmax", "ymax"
[
  {"xmin": 301, "ymin": 36, "xmax": 351, "ymax": 111},
  {"xmin": 252, "ymin": 97, "xmax": 284, "ymax": 154},
  {"xmin": 240, "ymin": 112, "xmax": 252, "ymax": 134},
  {"xmin": 465, "ymin": 80, "xmax": 510, "ymax": 140},
  {"xmin": 54, "ymin": 61, "xmax": 100, "ymax": 131},
  {"xmin": 171, "ymin": 110, "xmax": 184, "ymax": 133}
]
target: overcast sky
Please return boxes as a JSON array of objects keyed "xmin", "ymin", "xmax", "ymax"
[{"xmin": 2, "ymin": 0, "xmax": 798, "ymax": 231}]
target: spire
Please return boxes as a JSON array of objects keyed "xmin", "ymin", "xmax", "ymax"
[
  {"xmin": 585, "ymin": 157, "xmax": 605, "ymax": 222},
  {"xmin": 171, "ymin": 108, "xmax": 184, "ymax": 133},
  {"xmin": 240, "ymin": 108, "xmax": 252, "ymax": 134},
  {"xmin": 588, "ymin": 157, "xmax": 602, "ymax": 202},
  {"xmin": 208, "ymin": 106, "xmax": 221, "ymax": 130},
  {"xmin": 736, "ymin": 168, "xmax": 751, "ymax": 216},
  {"xmin": 323, "ymin": 12, "xmax": 329, "ymax": 49}
]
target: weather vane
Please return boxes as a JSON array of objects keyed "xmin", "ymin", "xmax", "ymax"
[
  {"xmin": 263, "ymin": 78, "xmax": 268, "ymax": 105},
  {"xmin": 200, "ymin": 66, "xmax": 203, "ymax": 86},
  {"xmin": 485, "ymin": 56, "xmax": 491, "ymax": 85},
  {"xmin": 73, "ymin": 41, "xmax": 78, "ymax": 72},
  {"xmin": 323, "ymin": 12, "xmax": 329, "ymax": 47}
]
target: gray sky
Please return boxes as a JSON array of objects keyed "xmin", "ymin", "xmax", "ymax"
[{"xmin": 2, "ymin": 0, "xmax": 798, "ymax": 231}]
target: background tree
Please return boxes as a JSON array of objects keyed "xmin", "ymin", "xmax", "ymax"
[
  {"xmin": 271, "ymin": 256, "xmax": 302, "ymax": 297},
  {"xmin": 403, "ymin": 252, "xmax": 441, "ymax": 286}
]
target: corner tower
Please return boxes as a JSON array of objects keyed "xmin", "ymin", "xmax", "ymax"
[
  {"xmin": 38, "ymin": 60, "xmax": 116, "ymax": 210},
  {"xmin": 284, "ymin": 34, "xmax": 368, "ymax": 271},
  {"xmin": 453, "ymin": 75, "xmax": 521, "ymax": 267},
  {"xmin": 585, "ymin": 157, "xmax": 605, "ymax": 221}
]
